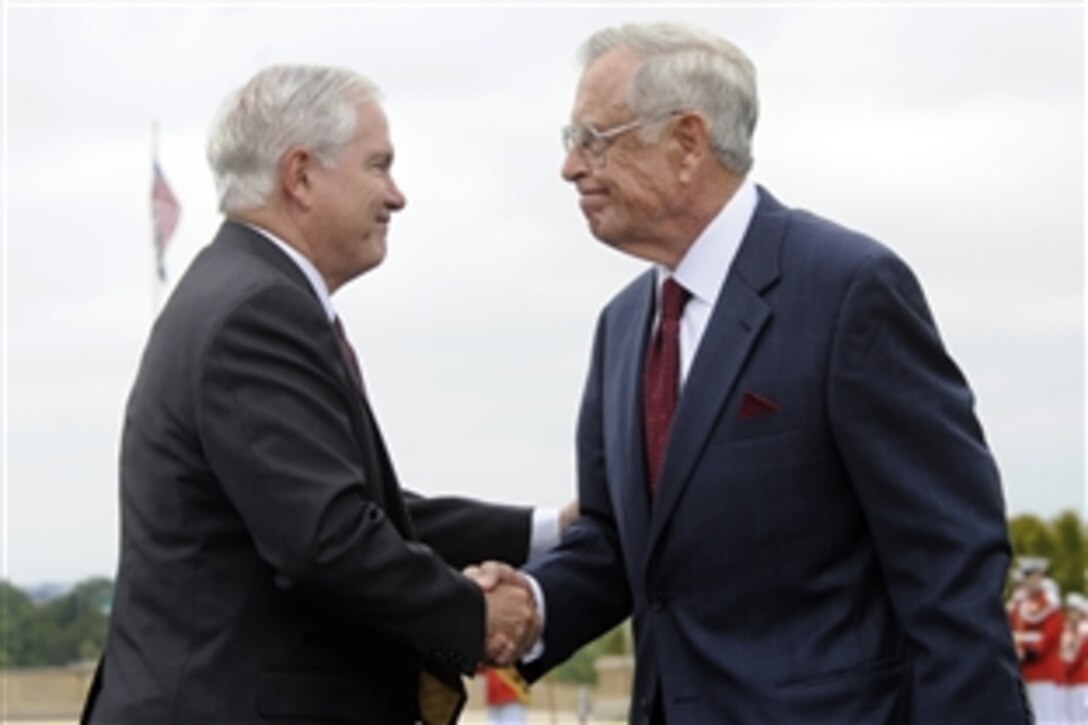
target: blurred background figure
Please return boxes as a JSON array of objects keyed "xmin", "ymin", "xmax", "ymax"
[
  {"xmin": 1009, "ymin": 556, "xmax": 1065, "ymax": 722},
  {"xmin": 1062, "ymin": 592, "xmax": 1088, "ymax": 723},
  {"xmin": 482, "ymin": 666, "xmax": 530, "ymax": 725}
]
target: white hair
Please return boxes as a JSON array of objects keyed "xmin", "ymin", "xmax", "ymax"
[
  {"xmin": 206, "ymin": 64, "xmax": 380, "ymax": 214},
  {"xmin": 579, "ymin": 22, "xmax": 759, "ymax": 174}
]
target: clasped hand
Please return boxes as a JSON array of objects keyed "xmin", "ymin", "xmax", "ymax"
[{"xmin": 463, "ymin": 561, "xmax": 540, "ymax": 667}]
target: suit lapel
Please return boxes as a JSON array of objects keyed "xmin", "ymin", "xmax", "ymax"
[
  {"xmin": 645, "ymin": 189, "xmax": 787, "ymax": 555},
  {"xmin": 220, "ymin": 221, "xmax": 415, "ymax": 539},
  {"xmin": 330, "ymin": 343, "xmax": 415, "ymax": 539},
  {"xmin": 606, "ymin": 273, "xmax": 656, "ymax": 557}
]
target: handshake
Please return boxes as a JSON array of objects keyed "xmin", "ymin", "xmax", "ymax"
[{"xmin": 464, "ymin": 561, "xmax": 540, "ymax": 668}]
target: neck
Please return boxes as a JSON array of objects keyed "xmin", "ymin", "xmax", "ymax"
[
  {"xmin": 234, "ymin": 206, "xmax": 302, "ymax": 250},
  {"xmin": 232, "ymin": 206, "xmax": 336, "ymax": 283},
  {"xmin": 653, "ymin": 172, "xmax": 745, "ymax": 269}
]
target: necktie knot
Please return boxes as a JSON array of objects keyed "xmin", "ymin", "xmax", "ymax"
[
  {"xmin": 660, "ymin": 277, "xmax": 689, "ymax": 324},
  {"xmin": 333, "ymin": 316, "xmax": 365, "ymax": 392},
  {"xmin": 333, "ymin": 315, "xmax": 348, "ymax": 340}
]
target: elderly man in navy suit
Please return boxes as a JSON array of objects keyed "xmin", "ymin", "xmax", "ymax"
[{"xmin": 474, "ymin": 21, "xmax": 1031, "ymax": 724}]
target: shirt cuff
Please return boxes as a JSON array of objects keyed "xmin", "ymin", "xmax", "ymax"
[
  {"xmin": 528, "ymin": 507, "xmax": 560, "ymax": 561},
  {"xmin": 521, "ymin": 572, "xmax": 546, "ymax": 663}
]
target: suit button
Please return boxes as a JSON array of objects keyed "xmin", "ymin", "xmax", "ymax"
[
  {"xmin": 650, "ymin": 595, "xmax": 667, "ymax": 612},
  {"xmin": 640, "ymin": 697, "xmax": 651, "ymax": 715}
]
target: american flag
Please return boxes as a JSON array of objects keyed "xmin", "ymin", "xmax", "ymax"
[{"xmin": 151, "ymin": 161, "xmax": 181, "ymax": 281}]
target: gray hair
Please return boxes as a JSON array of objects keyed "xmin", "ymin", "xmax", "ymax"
[
  {"xmin": 206, "ymin": 65, "xmax": 380, "ymax": 214},
  {"xmin": 579, "ymin": 22, "xmax": 758, "ymax": 174}
]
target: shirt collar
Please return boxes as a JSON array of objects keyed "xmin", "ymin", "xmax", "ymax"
[
  {"xmin": 657, "ymin": 176, "xmax": 758, "ymax": 304},
  {"xmin": 242, "ymin": 222, "xmax": 337, "ymax": 323}
]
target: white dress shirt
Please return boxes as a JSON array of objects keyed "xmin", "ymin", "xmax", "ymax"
[{"xmin": 654, "ymin": 176, "xmax": 759, "ymax": 386}]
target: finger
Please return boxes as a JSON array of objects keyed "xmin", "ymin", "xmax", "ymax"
[
  {"xmin": 486, "ymin": 632, "xmax": 514, "ymax": 665},
  {"xmin": 464, "ymin": 564, "xmax": 500, "ymax": 590},
  {"xmin": 478, "ymin": 561, "xmax": 505, "ymax": 580},
  {"xmin": 493, "ymin": 579, "xmax": 531, "ymax": 604}
]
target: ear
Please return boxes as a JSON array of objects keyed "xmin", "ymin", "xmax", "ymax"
[
  {"xmin": 671, "ymin": 113, "xmax": 710, "ymax": 183},
  {"xmin": 280, "ymin": 146, "xmax": 316, "ymax": 209}
]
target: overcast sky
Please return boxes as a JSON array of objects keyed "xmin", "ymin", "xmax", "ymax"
[{"xmin": 3, "ymin": 3, "xmax": 1084, "ymax": 587}]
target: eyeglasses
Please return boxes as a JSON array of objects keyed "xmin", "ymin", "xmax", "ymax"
[{"xmin": 561, "ymin": 111, "xmax": 682, "ymax": 166}]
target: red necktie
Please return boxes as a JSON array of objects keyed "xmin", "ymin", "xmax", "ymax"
[
  {"xmin": 333, "ymin": 316, "xmax": 418, "ymax": 539},
  {"xmin": 642, "ymin": 277, "xmax": 690, "ymax": 495},
  {"xmin": 333, "ymin": 316, "xmax": 366, "ymax": 394}
]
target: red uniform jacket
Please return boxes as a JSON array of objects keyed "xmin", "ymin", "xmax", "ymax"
[
  {"xmin": 1065, "ymin": 622, "xmax": 1088, "ymax": 686},
  {"xmin": 1010, "ymin": 587, "xmax": 1065, "ymax": 683}
]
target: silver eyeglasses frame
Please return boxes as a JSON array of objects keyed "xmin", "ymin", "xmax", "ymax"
[{"xmin": 561, "ymin": 111, "xmax": 684, "ymax": 166}]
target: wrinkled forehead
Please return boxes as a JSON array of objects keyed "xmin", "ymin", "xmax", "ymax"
[{"xmin": 571, "ymin": 48, "xmax": 642, "ymax": 123}]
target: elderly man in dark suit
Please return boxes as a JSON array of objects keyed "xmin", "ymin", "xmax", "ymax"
[
  {"xmin": 82, "ymin": 65, "xmax": 548, "ymax": 724},
  {"xmin": 478, "ymin": 21, "xmax": 1030, "ymax": 724}
]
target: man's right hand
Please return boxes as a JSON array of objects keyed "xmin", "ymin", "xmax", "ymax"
[{"xmin": 465, "ymin": 561, "xmax": 540, "ymax": 666}]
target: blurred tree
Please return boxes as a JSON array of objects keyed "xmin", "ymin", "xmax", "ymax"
[
  {"xmin": 0, "ymin": 581, "xmax": 35, "ymax": 666},
  {"xmin": 550, "ymin": 621, "xmax": 629, "ymax": 685},
  {"xmin": 0, "ymin": 577, "xmax": 113, "ymax": 666},
  {"xmin": 1009, "ymin": 514, "xmax": 1058, "ymax": 564},
  {"xmin": 1050, "ymin": 510, "xmax": 1086, "ymax": 596},
  {"xmin": 1008, "ymin": 510, "xmax": 1087, "ymax": 599}
]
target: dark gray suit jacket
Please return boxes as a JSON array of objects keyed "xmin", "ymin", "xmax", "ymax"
[
  {"xmin": 524, "ymin": 188, "xmax": 1030, "ymax": 724},
  {"xmin": 83, "ymin": 221, "xmax": 531, "ymax": 724}
]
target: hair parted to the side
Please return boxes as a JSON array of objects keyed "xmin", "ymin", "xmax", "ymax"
[
  {"xmin": 579, "ymin": 22, "xmax": 759, "ymax": 175},
  {"xmin": 206, "ymin": 65, "xmax": 381, "ymax": 214}
]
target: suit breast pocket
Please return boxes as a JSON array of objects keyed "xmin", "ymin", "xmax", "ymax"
[{"xmin": 716, "ymin": 369, "xmax": 820, "ymax": 439}]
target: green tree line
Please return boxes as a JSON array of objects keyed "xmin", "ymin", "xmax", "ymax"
[
  {"xmin": 1009, "ymin": 509, "xmax": 1087, "ymax": 597},
  {"xmin": 0, "ymin": 577, "xmax": 112, "ymax": 667},
  {"xmin": 2, "ymin": 511, "xmax": 1083, "ymax": 670}
]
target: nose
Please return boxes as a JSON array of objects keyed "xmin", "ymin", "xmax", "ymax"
[
  {"xmin": 386, "ymin": 176, "xmax": 406, "ymax": 211},
  {"xmin": 561, "ymin": 146, "xmax": 589, "ymax": 183}
]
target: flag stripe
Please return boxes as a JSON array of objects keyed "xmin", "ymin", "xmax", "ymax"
[{"xmin": 151, "ymin": 161, "xmax": 180, "ymax": 252}]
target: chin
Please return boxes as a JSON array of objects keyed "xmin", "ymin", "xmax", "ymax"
[
  {"xmin": 365, "ymin": 239, "xmax": 388, "ymax": 267},
  {"xmin": 587, "ymin": 218, "xmax": 620, "ymax": 247},
  {"xmin": 362, "ymin": 254, "xmax": 386, "ymax": 274},
  {"xmin": 589, "ymin": 226, "xmax": 644, "ymax": 260},
  {"xmin": 349, "ymin": 251, "xmax": 386, "ymax": 282},
  {"xmin": 585, "ymin": 215, "xmax": 607, "ymax": 239}
]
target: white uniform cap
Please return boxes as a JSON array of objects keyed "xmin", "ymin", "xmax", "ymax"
[
  {"xmin": 1017, "ymin": 556, "xmax": 1050, "ymax": 575},
  {"xmin": 1066, "ymin": 592, "xmax": 1088, "ymax": 613}
]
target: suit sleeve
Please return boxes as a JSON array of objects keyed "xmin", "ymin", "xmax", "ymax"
[
  {"xmin": 195, "ymin": 284, "xmax": 485, "ymax": 674},
  {"xmin": 521, "ymin": 311, "xmax": 633, "ymax": 680},
  {"xmin": 404, "ymin": 493, "xmax": 532, "ymax": 570},
  {"xmin": 828, "ymin": 253, "xmax": 1028, "ymax": 721}
]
